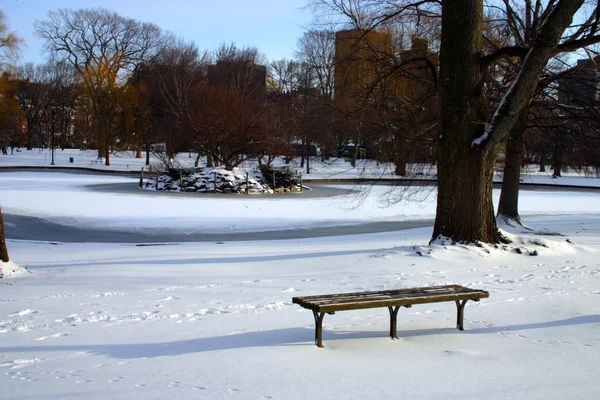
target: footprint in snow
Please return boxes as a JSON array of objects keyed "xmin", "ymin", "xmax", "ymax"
[
  {"xmin": 9, "ymin": 309, "xmax": 38, "ymax": 317},
  {"xmin": 158, "ymin": 296, "xmax": 179, "ymax": 302},
  {"xmin": 35, "ymin": 333, "xmax": 66, "ymax": 341}
]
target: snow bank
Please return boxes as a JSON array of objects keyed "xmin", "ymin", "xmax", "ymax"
[{"xmin": 0, "ymin": 260, "xmax": 29, "ymax": 279}]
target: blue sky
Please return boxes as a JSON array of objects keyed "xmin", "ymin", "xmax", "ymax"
[{"xmin": 1, "ymin": 0, "xmax": 311, "ymax": 64}]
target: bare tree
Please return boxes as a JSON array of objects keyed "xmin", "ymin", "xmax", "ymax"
[
  {"xmin": 210, "ymin": 42, "xmax": 267, "ymax": 102},
  {"xmin": 12, "ymin": 63, "xmax": 56, "ymax": 149},
  {"xmin": 0, "ymin": 11, "xmax": 21, "ymax": 69},
  {"xmin": 487, "ymin": 1, "xmax": 600, "ymax": 227},
  {"xmin": 0, "ymin": 72, "xmax": 22, "ymax": 154},
  {"xmin": 143, "ymin": 37, "xmax": 208, "ymax": 167},
  {"xmin": 183, "ymin": 82, "xmax": 267, "ymax": 170},
  {"xmin": 296, "ymin": 30, "xmax": 337, "ymax": 98},
  {"xmin": 270, "ymin": 58, "xmax": 301, "ymax": 96},
  {"xmin": 34, "ymin": 8, "xmax": 162, "ymax": 166},
  {"xmin": 309, "ymin": 0, "xmax": 600, "ymax": 244}
]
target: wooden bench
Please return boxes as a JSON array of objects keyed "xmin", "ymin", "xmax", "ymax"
[{"xmin": 292, "ymin": 284, "xmax": 489, "ymax": 347}]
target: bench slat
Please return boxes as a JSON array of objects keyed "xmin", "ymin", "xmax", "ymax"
[{"xmin": 292, "ymin": 285, "xmax": 488, "ymax": 313}]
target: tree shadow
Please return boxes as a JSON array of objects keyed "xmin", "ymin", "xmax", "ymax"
[
  {"xmin": 1, "ymin": 315, "xmax": 597, "ymax": 359},
  {"xmin": 31, "ymin": 244, "xmax": 423, "ymax": 269},
  {"xmin": 391, "ymin": 314, "xmax": 600, "ymax": 338}
]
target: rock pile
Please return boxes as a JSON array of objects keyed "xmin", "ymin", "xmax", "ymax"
[
  {"xmin": 144, "ymin": 168, "xmax": 270, "ymax": 194},
  {"xmin": 143, "ymin": 167, "xmax": 302, "ymax": 194}
]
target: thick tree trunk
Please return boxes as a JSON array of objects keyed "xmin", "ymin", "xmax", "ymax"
[
  {"xmin": 497, "ymin": 111, "xmax": 527, "ymax": 225},
  {"xmin": 0, "ymin": 208, "xmax": 9, "ymax": 262},
  {"xmin": 433, "ymin": 0, "xmax": 505, "ymax": 244},
  {"xmin": 434, "ymin": 0, "xmax": 583, "ymax": 244}
]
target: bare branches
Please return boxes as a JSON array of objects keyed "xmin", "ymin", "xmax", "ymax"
[
  {"xmin": 0, "ymin": 11, "xmax": 22, "ymax": 69},
  {"xmin": 481, "ymin": 45, "xmax": 529, "ymax": 68},
  {"xmin": 307, "ymin": 0, "xmax": 440, "ymax": 32},
  {"xmin": 34, "ymin": 8, "xmax": 162, "ymax": 91},
  {"xmin": 296, "ymin": 30, "xmax": 336, "ymax": 98},
  {"xmin": 479, "ymin": 0, "xmax": 587, "ymax": 151}
]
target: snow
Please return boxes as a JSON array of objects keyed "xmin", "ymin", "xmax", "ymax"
[
  {"xmin": 0, "ymin": 261, "xmax": 29, "ymax": 279},
  {"xmin": 1, "ymin": 150, "xmax": 600, "ymax": 399},
  {"xmin": 2, "ymin": 147, "xmax": 599, "ymax": 185}
]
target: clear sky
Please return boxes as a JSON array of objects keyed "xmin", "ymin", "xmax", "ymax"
[{"xmin": 1, "ymin": 0, "xmax": 311, "ymax": 65}]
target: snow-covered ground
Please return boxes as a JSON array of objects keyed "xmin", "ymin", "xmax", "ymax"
[
  {"xmin": 1, "ymin": 148, "xmax": 600, "ymax": 186},
  {"xmin": 1, "ymin": 150, "xmax": 600, "ymax": 400}
]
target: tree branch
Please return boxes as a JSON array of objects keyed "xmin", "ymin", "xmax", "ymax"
[{"xmin": 480, "ymin": 45, "xmax": 529, "ymax": 68}]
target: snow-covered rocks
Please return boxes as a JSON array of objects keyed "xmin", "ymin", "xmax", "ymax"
[
  {"xmin": 142, "ymin": 167, "xmax": 303, "ymax": 194},
  {"xmin": 143, "ymin": 168, "xmax": 270, "ymax": 194},
  {"xmin": 0, "ymin": 261, "xmax": 29, "ymax": 279}
]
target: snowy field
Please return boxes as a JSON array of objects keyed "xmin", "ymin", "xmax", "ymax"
[
  {"xmin": 1, "ymin": 150, "xmax": 600, "ymax": 400},
  {"xmin": 1, "ymin": 148, "xmax": 600, "ymax": 186}
]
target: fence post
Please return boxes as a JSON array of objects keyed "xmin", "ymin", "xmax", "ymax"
[
  {"xmin": 139, "ymin": 168, "xmax": 144, "ymax": 188},
  {"xmin": 213, "ymin": 171, "xmax": 217, "ymax": 193},
  {"xmin": 246, "ymin": 172, "xmax": 249, "ymax": 194}
]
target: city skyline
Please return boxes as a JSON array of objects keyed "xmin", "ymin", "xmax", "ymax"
[{"xmin": 1, "ymin": 0, "xmax": 311, "ymax": 65}]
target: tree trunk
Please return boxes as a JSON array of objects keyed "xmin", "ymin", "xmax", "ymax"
[
  {"xmin": 104, "ymin": 144, "xmax": 110, "ymax": 166},
  {"xmin": 27, "ymin": 127, "xmax": 33, "ymax": 151},
  {"xmin": 497, "ymin": 111, "xmax": 527, "ymax": 225},
  {"xmin": 351, "ymin": 137, "xmax": 359, "ymax": 167},
  {"xmin": 0, "ymin": 208, "xmax": 9, "ymax": 262},
  {"xmin": 553, "ymin": 133, "xmax": 564, "ymax": 177},
  {"xmin": 394, "ymin": 152, "xmax": 407, "ymax": 176},
  {"xmin": 433, "ymin": 0, "xmax": 505, "ymax": 244},
  {"xmin": 145, "ymin": 142, "xmax": 151, "ymax": 166},
  {"xmin": 434, "ymin": 0, "xmax": 583, "ymax": 244},
  {"xmin": 395, "ymin": 138, "xmax": 407, "ymax": 176}
]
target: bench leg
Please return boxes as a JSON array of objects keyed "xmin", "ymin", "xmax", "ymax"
[
  {"xmin": 312, "ymin": 310, "xmax": 326, "ymax": 348},
  {"xmin": 455, "ymin": 300, "xmax": 468, "ymax": 330},
  {"xmin": 388, "ymin": 306, "xmax": 400, "ymax": 339}
]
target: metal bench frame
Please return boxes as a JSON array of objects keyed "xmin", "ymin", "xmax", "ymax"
[{"xmin": 292, "ymin": 285, "xmax": 489, "ymax": 347}]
